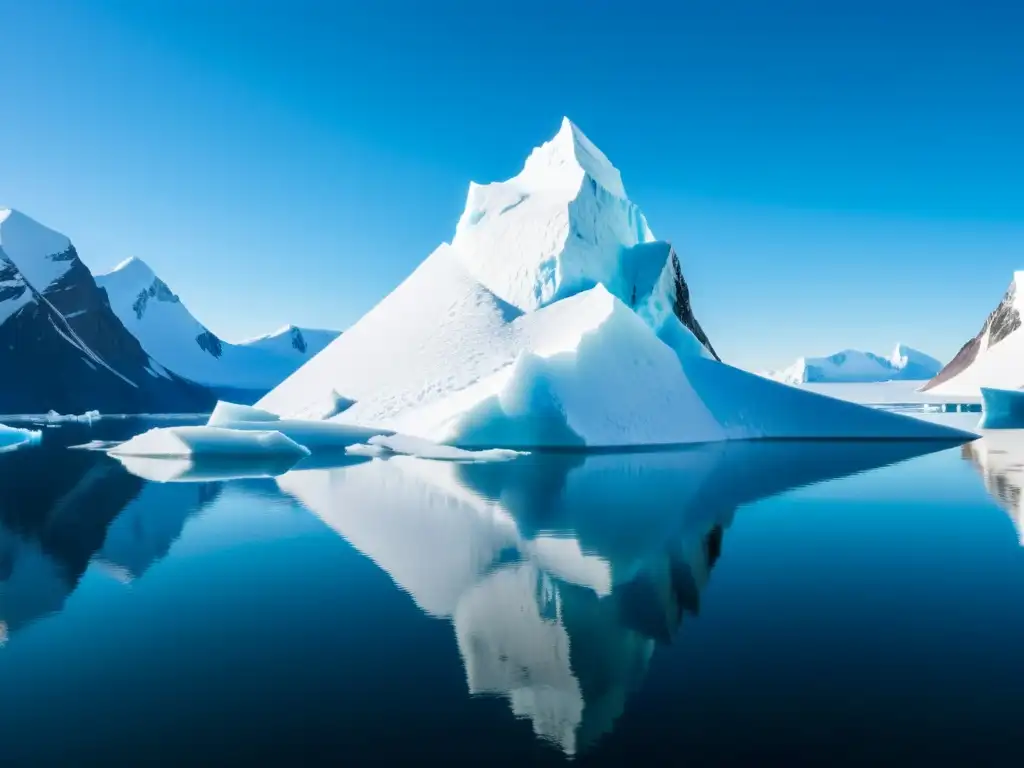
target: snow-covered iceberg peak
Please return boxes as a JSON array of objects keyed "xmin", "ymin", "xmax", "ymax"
[
  {"xmin": 518, "ymin": 116, "xmax": 627, "ymax": 199},
  {"xmin": 451, "ymin": 117, "xmax": 667, "ymax": 321}
]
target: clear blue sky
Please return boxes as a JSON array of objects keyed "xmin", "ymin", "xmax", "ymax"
[{"xmin": 1, "ymin": 0, "xmax": 1022, "ymax": 371}]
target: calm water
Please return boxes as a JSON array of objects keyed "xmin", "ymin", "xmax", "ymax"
[{"xmin": 2, "ymin": 417, "xmax": 1024, "ymax": 765}]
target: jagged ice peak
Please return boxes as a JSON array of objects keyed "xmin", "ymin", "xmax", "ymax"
[{"xmin": 516, "ymin": 117, "xmax": 627, "ymax": 199}]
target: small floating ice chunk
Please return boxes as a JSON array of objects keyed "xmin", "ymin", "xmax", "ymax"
[
  {"xmin": 68, "ymin": 439, "xmax": 123, "ymax": 451},
  {"xmin": 979, "ymin": 387, "xmax": 1024, "ymax": 429},
  {"xmin": 344, "ymin": 442, "xmax": 391, "ymax": 458},
  {"xmin": 356, "ymin": 433, "xmax": 526, "ymax": 462},
  {"xmin": 207, "ymin": 401, "xmax": 281, "ymax": 427},
  {"xmin": 0, "ymin": 423, "xmax": 42, "ymax": 453},
  {"xmin": 108, "ymin": 426, "xmax": 311, "ymax": 459}
]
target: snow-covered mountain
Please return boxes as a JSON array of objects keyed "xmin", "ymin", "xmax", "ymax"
[
  {"xmin": 0, "ymin": 209, "xmax": 213, "ymax": 414},
  {"xmin": 922, "ymin": 272, "xmax": 1024, "ymax": 396},
  {"xmin": 97, "ymin": 257, "xmax": 338, "ymax": 394},
  {"xmin": 761, "ymin": 344, "xmax": 943, "ymax": 385},
  {"xmin": 257, "ymin": 118, "xmax": 967, "ymax": 445}
]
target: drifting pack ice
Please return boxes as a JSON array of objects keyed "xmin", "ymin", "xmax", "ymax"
[{"xmin": 248, "ymin": 118, "xmax": 972, "ymax": 449}]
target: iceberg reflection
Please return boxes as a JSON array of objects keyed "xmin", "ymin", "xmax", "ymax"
[
  {"xmin": 277, "ymin": 439, "xmax": 953, "ymax": 755},
  {"xmin": 962, "ymin": 432, "xmax": 1024, "ymax": 543}
]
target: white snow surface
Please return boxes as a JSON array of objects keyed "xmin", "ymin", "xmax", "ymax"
[
  {"xmin": 108, "ymin": 425, "xmax": 311, "ymax": 458},
  {"xmin": 257, "ymin": 119, "xmax": 974, "ymax": 447},
  {"xmin": 761, "ymin": 344, "xmax": 942, "ymax": 385},
  {"xmin": 927, "ymin": 272, "xmax": 1024, "ymax": 396},
  {"xmin": 96, "ymin": 257, "xmax": 339, "ymax": 390},
  {"xmin": 0, "ymin": 208, "xmax": 74, "ymax": 292},
  {"xmin": 0, "ymin": 424, "xmax": 42, "ymax": 453}
]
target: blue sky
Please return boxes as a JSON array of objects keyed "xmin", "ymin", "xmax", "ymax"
[{"xmin": 1, "ymin": 0, "xmax": 1022, "ymax": 371}]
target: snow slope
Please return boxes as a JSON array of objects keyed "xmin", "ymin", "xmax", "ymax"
[
  {"xmin": 923, "ymin": 272, "xmax": 1024, "ymax": 396},
  {"xmin": 97, "ymin": 257, "xmax": 339, "ymax": 392},
  {"xmin": 257, "ymin": 119, "xmax": 972, "ymax": 447},
  {"xmin": 761, "ymin": 344, "xmax": 942, "ymax": 385}
]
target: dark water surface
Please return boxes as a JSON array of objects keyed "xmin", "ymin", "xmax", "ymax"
[{"xmin": 1, "ymin": 418, "xmax": 1023, "ymax": 765}]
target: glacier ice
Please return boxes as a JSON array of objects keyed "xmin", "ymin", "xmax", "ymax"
[
  {"xmin": 0, "ymin": 424, "xmax": 42, "ymax": 453},
  {"xmin": 252, "ymin": 119, "xmax": 973, "ymax": 448},
  {"xmin": 108, "ymin": 425, "xmax": 311, "ymax": 459}
]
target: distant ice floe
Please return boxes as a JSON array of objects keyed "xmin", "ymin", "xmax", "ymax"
[{"xmin": 42, "ymin": 409, "xmax": 101, "ymax": 424}]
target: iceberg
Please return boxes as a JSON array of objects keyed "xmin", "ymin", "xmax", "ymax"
[
  {"xmin": 761, "ymin": 344, "xmax": 943, "ymax": 385},
  {"xmin": 978, "ymin": 387, "xmax": 1024, "ymax": 429},
  {"xmin": 108, "ymin": 425, "xmax": 311, "ymax": 459},
  {"xmin": 253, "ymin": 118, "xmax": 975, "ymax": 448},
  {"xmin": 0, "ymin": 424, "xmax": 42, "ymax": 453}
]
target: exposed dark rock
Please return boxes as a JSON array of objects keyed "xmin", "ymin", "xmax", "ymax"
[
  {"xmin": 0, "ymin": 259, "xmax": 28, "ymax": 303},
  {"xmin": 670, "ymin": 250, "xmax": 721, "ymax": 361},
  {"xmin": 131, "ymin": 276, "xmax": 180, "ymax": 320},
  {"xmin": 196, "ymin": 330, "xmax": 224, "ymax": 358},
  {"xmin": 290, "ymin": 327, "xmax": 307, "ymax": 353}
]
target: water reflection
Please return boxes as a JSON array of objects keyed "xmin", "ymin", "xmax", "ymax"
[
  {"xmin": 277, "ymin": 439, "xmax": 956, "ymax": 756},
  {"xmin": 0, "ymin": 448, "xmax": 220, "ymax": 638},
  {"xmin": 962, "ymin": 432, "xmax": 1024, "ymax": 543}
]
